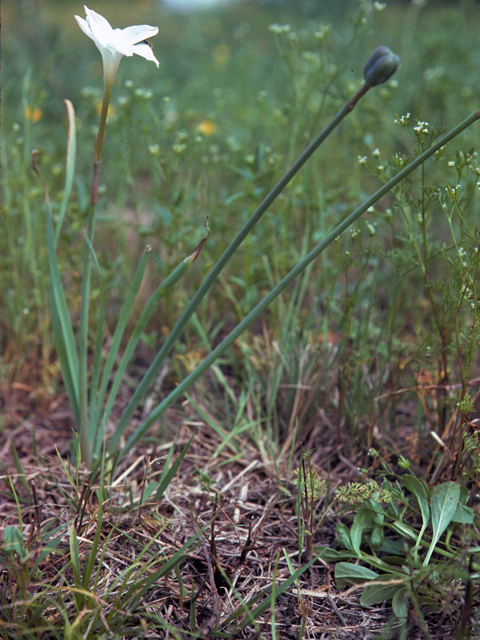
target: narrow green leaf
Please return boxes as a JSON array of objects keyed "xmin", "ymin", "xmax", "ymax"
[
  {"xmin": 237, "ymin": 556, "xmax": 317, "ymax": 629},
  {"xmin": 54, "ymin": 99, "xmax": 76, "ymax": 244},
  {"xmin": 45, "ymin": 196, "xmax": 79, "ymax": 421},
  {"xmin": 69, "ymin": 524, "xmax": 81, "ymax": 588},
  {"xmin": 404, "ymin": 474, "xmax": 430, "ymax": 550},
  {"xmin": 314, "ymin": 546, "xmax": 357, "ymax": 562},
  {"xmin": 104, "ymin": 253, "xmax": 194, "ymax": 457},
  {"xmin": 423, "ymin": 482, "xmax": 461, "ymax": 567},
  {"xmin": 153, "ymin": 436, "xmax": 193, "ymax": 501},
  {"xmin": 116, "ymin": 108, "xmax": 480, "ymax": 464},
  {"xmin": 50, "ymin": 296, "xmax": 80, "ymax": 426},
  {"xmin": 93, "ymin": 245, "xmax": 151, "ymax": 451},
  {"xmin": 404, "ymin": 475, "xmax": 430, "ymax": 527},
  {"xmin": 10, "ymin": 440, "xmax": 29, "ymax": 492}
]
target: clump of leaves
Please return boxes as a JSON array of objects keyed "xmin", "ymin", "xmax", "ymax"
[{"xmin": 315, "ymin": 453, "xmax": 479, "ymax": 637}]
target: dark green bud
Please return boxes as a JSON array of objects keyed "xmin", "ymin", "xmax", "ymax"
[{"xmin": 364, "ymin": 46, "xmax": 401, "ymax": 87}]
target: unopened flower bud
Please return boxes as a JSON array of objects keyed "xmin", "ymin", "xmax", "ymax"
[{"xmin": 364, "ymin": 46, "xmax": 401, "ymax": 87}]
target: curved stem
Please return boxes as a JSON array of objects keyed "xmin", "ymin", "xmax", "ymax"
[{"xmin": 116, "ymin": 108, "xmax": 480, "ymax": 460}]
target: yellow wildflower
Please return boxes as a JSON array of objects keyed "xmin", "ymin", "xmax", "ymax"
[
  {"xmin": 212, "ymin": 44, "xmax": 230, "ymax": 66},
  {"xmin": 25, "ymin": 105, "xmax": 42, "ymax": 123},
  {"xmin": 196, "ymin": 120, "xmax": 218, "ymax": 136}
]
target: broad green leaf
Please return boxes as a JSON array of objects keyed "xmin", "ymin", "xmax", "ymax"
[
  {"xmin": 335, "ymin": 523, "xmax": 354, "ymax": 552},
  {"xmin": 335, "ymin": 562, "xmax": 379, "ymax": 587},
  {"xmin": 451, "ymin": 503, "xmax": 474, "ymax": 525},
  {"xmin": 360, "ymin": 577, "xmax": 403, "ymax": 606},
  {"xmin": 378, "ymin": 538, "xmax": 407, "ymax": 556},
  {"xmin": 351, "ymin": 508, "xmax": 375, "ymax": 555},
  {"xmin": 423, "ymin": 481, "xmax": 461, "ymax": 566},
  {"xmin": 392, "ymin": 586, "xmax": 409, "ymax": 620},
  {"xmin": 2, "ymin": 526, "xmax": 25, "ymax": 558},
  {"xmin": 370, "ymin": 524, "xmax": 384, "ymax": 548}
]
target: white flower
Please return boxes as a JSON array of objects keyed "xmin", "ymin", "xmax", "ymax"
[{"xmin": 75, "ymin": 6, "xmax": 159, "ymax": 85}]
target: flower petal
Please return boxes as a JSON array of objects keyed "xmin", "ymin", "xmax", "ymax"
[
  {"xmin": 84, "ymin": 6, "xmax": 114, "ymax": 36},
  {"xmin": 121, "ymin": 25, "xmax": 159, "ymax": 43},
  {"xmin": 133, "ymin": 42, "xmax": 160, "ymax": 67},
  {"xmin": 75, "ymin": 15, "xmax": 94, "ymax": 40},
  {"xmin": 77, "ymin": 6, "xmax": 160, "ymax": 71}
]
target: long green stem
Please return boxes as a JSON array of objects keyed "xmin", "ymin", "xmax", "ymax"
[
  {"xmin": 107, "ymin": 85, "xmax": 371, "ymax": 455},
  {"xmin": 79, "ymin": 73, "xmax": 114, "ymax": 464},
  {"xmin": 79, "ymin": 159, "xmax": 101, "ymax": 465},
  {"xmin": 114, "ymin": 108, "xmax": 480, "ymax": 460}
]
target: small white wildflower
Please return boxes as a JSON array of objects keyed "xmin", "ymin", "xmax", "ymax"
[
  {"xmin": 268, "ymin": 23, "xmax": 291, "ymax": 34},
  {"xmin": 149, "ymin": 144, "xmax": 160, "ymax": 156},
  {"xmin": 302, "ymin": 51, "xmax": 320, "ymax": 64},
  {"xmin": 81, "ymin": 86, "xmax": 100, "ymax": 98},
  {"xmin": 358, "ymin": 155, "xmax": 367, "ymax": 165},
  {"xmin": 394, "ymin": 113, "xmax": 410, "ymax": 126},
  {"xmin": 374, "ymin": 2, "xmax": 386, "ymax": 11},
  {"xmin": 372, "ymin": 148, "xmax": 381, "ymax": 158},
  {"xmin": 172, "ymin": 143, "xmax": 187, "ymax": 154},
  {"xmin": 176, "ymin": 130, "xmax": 188, "ymax": 142},
  {"xmin": 257, "ymin": 90, "xmax": 267, "ymax": 103},
  {"xmin": 448, "ymin": 161, "xmax": 455, "ymax": 167},
  {"xmin": 226, "ymin": 136, "xmax": 240, "ymax": 152},
  {"xmin": 124, "ymin": 80, "xmax": 134, "ymax": 88},
  {"xmin": 314, "ymin": 24, "xmax": 331, "ymax": 41},
  {"xmin": 134, "ymin": 88, "xmax": 153, "ymax": 100}
]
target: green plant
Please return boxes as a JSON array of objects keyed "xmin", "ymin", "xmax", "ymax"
[
  {"xmin": 36, "ymin": 6, "xmax": 417, "ymax": 469},
  {"xmin": 315, "ymin": 452, "xmax": 479, "ymax": 637}
]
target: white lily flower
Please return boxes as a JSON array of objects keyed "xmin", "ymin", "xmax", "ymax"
[
  {"xmin": 75, "ymin": 6, "xmax": 159, "ymax": 85},
  {"xmin": 75, "ymin": 6, "xmax": 159, "ymax": 160}
]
